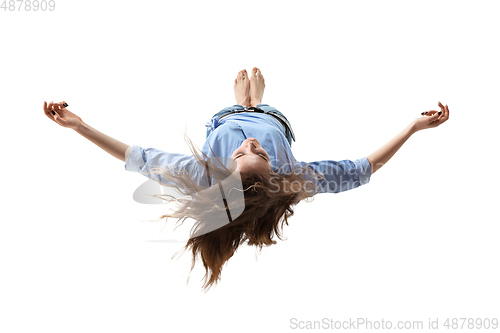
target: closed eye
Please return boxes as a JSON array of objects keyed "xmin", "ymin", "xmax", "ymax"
[{"xmin": 234, "ymin": 153, "xmax": 269, "ymax": 162}]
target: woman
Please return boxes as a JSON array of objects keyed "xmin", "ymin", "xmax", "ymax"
[{"xmin": 43, "ymin": 67, "xmax": 450, "ymax": 291}]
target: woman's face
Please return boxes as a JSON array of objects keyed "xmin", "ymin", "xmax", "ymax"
[{"xmin": 231, "ymin": 137, "xmax": 271, "ymax": 174}]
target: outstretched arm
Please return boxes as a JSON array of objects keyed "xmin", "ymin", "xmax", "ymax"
[
  {"xmin": 367, "ymin": 123, "xmax": 414, "ymax": 174},
  {"xmin": 367, "ymin": 102, "xmax": 450, "ymax": 174},
  {"xmin": 75, "ymin": 122, "xmax": 130, "ymax": 162},
  {"xmin": 44, "ymin": 101, "xmax": 131, "ymax": 162}
]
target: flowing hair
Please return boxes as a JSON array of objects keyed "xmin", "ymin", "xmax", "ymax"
[{"xmin": 137, "ymin": 134, "xmax": 324, "ymax": 292}]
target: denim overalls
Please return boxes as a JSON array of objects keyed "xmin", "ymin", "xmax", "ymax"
[{"xmin": 205, "ymin": 104, "xmax": 296, "ymax": 147}]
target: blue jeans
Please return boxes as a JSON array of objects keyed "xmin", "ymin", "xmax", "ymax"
[{"xmin": 205, "ymin": 104, "xmax": 296, "ymax": 147}]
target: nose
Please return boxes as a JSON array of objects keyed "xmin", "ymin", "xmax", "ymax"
[{"xmin": 244, "ymin": 141, "xmax": 258, "ymax": 151}]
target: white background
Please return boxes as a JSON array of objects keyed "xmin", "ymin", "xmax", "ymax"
[{"xmin": 1, "ymin": 0, "xmax": 499, "ymax": 332}]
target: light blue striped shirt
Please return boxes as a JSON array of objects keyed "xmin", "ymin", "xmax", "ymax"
[{"xmin": 125, "ymin": 112, "xmax": 371, "ymax": 195}]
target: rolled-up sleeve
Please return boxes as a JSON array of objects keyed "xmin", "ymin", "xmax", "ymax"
[
  {"xmin": 299, "ymin": 157, "xmax": 372, "ymax": 195},
  {"xmin": 124, "ymin": 145, "xmax": 205, "ymax": 187}
]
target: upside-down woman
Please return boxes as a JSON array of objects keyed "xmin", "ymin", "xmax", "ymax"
[{"xmin": 43, "ymin": 67, "xmax": 449, "ymax": 291}]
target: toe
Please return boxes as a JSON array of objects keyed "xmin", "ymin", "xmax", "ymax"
[{"xmin": 252, "ymin": 67, "xmax": 258, "ymax": 77}]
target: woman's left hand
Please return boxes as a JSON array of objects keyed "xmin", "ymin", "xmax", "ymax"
[
  {"xmin": 44, "ymin": 101, "xmax": 83, "ymax": 130},
  {"xmin": 411, "ymin": 101, "xmax": 450, "ymax": 132}
]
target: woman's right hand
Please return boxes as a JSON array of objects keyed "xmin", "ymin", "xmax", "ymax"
[
  {"xmin": 411, "ymin": 101, "xmax": 450, "ymax": 132},
  {"xmin": 43, "ymin": 101, "xmax": 83, "ymax": 130}
]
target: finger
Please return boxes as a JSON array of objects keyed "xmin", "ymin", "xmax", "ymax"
[
  {"xmin": 53, "ymin": 112, "xmax": 69, "ymax": 127},
  {"xmin": 45, "ymin": 101, "xmax": 61, "ymax": 125},
  {"xmin": 52, "ymin": 104, "xmax": 60, "ymax": 116},
  {"xmin": 52, "ymin": 106, "xmax": 68, "ymax": 126},
  {"xmin": 428, "ymin": 111, "xmax": 439, "ymax": 120},
  {"xmin": 50, "ymin": 104, "xmax": 59, "ymax": 119},
  {"xmin": 428, "ymin": 112, "xmax": 441, "ymax": 126},
  {"xmin": 56, "ymin": 101, "xmax": 68, "ymax": 108},
  {"xmin": 43, "ymin": 101, "xmax": 54, "ymax": 120},
  {"xmin": 436, "ymin": 103, "xmax": 449, "ymax": 122},
  {"xmin": 424, "ymin": 110, "xmax": 438, "ymax": 116},
  {"xmin": 48, "ymin": 101, "xmax": 55, "ymax": 115}
]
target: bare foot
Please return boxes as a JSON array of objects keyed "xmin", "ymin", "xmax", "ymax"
[
  {"xmin": 234, "ymin": 69, "xmax": 251, "ymax": 107},
  {"xmin": 249, "ymin": 67, "xmax": 265, "ymax": 107}
]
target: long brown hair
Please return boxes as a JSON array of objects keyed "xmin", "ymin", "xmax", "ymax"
[{"xmin": 139, "ymin": 134, "xmax": 323, "ymax": 291}]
